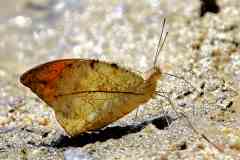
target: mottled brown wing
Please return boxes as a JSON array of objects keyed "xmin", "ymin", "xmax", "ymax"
[{"xmin": 20, "ymin": 59, "xmax": 154, "ymax": 136}]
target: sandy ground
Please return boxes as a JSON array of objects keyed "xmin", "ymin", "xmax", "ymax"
[{"xmin": 0, "ymin": 0, "xmax": 240, "ymax": 159}]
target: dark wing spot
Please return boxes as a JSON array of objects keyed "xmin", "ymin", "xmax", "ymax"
[
  {"xmin": 59, "ymin": 74, "xmax": 63, "ymax": 80},
  {"xmin": 67, "ymin": 63, "xmax": 73, "ymax": 68},
  {"xmin": 90, "ymin": 61, "xmax": 96, "ymax": 69},
  {"xmin": 110, "ymin": 63, "xmax": 119, "ymax": 69},
  {"xmin": 37, "ymin": 80, "xmax": 48, "ymax": 85}
]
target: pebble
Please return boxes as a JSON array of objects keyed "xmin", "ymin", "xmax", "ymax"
[
  {"xmin": 37, "ymin": 116, "xmax": 50, "ymax": 126},
  {"xmin": 0, "ymin": 116, "xmax": 10, "ymax": 127},
  {"xmin": 64, "ymin": 148, "xmax": 94, "ymax": 160}
]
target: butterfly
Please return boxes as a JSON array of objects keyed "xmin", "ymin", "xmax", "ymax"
[
  {"xmin": 19, "ymin": 18, "xmax": 225, "ymax": 153},
  {"xmin": 20, "ymin": 19, "xmax": 168, "ymax": 137}
]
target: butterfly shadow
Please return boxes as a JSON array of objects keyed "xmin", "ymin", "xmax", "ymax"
[{"xmin": 51, "ymin": 115, "xmax": 174, "ymax": 148}]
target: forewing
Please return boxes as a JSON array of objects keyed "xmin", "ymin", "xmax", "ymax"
[
  {"xmin": 20, "ymin": 59, "xmax": 146, "ymax": 136},
  {"xmin": 54, "ymin": 59, "xmax": 145, "ymax": 97},
  {"xmin": 21, "ymin": 59, "xmax": 77, "ymax": 103}
]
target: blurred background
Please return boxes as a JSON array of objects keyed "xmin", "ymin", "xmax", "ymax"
[{"xmin": 0, "ymin": 0, "xmax": 240, "ymax": 159}]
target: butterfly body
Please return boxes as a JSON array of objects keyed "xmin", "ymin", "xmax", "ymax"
[{"xmin": 20, "ymin": 59, "xmax": 161, "ymax": 136}]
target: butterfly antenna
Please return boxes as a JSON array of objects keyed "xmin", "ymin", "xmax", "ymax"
[
  {"xmin": 135, "ymin": 18, "xmax": 168, "ymax": 120},
  {"xmin": 153, "ymin": 18, "xmax": 168, "ymax": 69},
  {"xmin": 154, "ymin": 90, "xmax": 224, "ymax": 152}
]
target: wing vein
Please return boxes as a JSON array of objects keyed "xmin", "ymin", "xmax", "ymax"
[{"xmin": 56, "ymin": 90, "xmax": 144, "ymax": 97}]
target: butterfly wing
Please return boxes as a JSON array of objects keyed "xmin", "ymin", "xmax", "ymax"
[{"xmin": 21, "ymin": 59, "xmax": 154, "ymax": 136}]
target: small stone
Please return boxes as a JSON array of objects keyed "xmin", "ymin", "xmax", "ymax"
[
  {"xmin": 229, "ymin": 134, "xmax": 240, "ymax": 151},
  {"xmin": 0, "ymin": 116, "xmax": 10, "ymax": 127},
  {"xmin": 9, "ymin": 16, "xmax": 32, "ymax": 28},
  {"xmin": 221, "ymin": 127, "xmax": 232, "ymax": 135},
  {"xmin": 64, "ymin": 148, "xmax": 94, "ymax": 160},
  {"xmin": 37, "ymin": 117, "xmax": 49, "ymax": 126},
  {"xmin": 23, "ymin": 115, "xmax": 33, "ymax": 125}
]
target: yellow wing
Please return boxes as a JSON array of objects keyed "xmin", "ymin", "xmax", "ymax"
[{"xmin": 21, "ymin": 59, "xmax": 156, "ymax": 136}]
